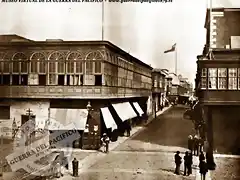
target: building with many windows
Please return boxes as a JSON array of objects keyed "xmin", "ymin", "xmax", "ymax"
[
  {"xmin": 151, "ymin": 68, "xmax": 169, "ymax": 115},
  {"xmin": 196, "ymin": 8, "xmax": 240, "ymax": 168},
  {"xmin": 0, "ymin": 34, "xmax": 152, "ymax": 149}
]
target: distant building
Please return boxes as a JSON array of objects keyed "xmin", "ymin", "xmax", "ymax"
[
  {"xmin": 151, "ymin": 68, "xmax": 169, "ymax": 113},
  {"xmin": 196, "ymin": 8, "xmax": 240, "ymax": 168},
  {"xmin": 165, "ymin": 75, "xmax": 173, "ymax": 97},
  {"xmin": 0, "ymin": 35, "xmax": 153, "ymax": 149},
  {"xmin": 167, "ymin": 73, "xmax": 191, "ymax": 104}
]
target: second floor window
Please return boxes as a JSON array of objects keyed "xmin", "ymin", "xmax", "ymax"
[
  {"xmin": 208, "ymin": 68, "xmax": 217, "ymax": 89},
  {"xmin": 229, "ymin": 68, "xmax": 237, "ymax": 90},
  {"xmin": 218, "ymin": 68, "xmax": 227, "ymax": 89},
  {"xmin": 201, "ymin": 68, "xmax": 207, "ymax": 89}
]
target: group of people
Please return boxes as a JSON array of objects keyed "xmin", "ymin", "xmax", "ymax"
[
  {"xmin": 174, "ymin": 150, "xmax": 208, "ymax": 180},
  {"xmin": 188, "ymin": 134, "xmax": 204, "ymax": 156},
  {"xmin": 174, "ymin": 151, "xmax": 193, "ymax": 176}
]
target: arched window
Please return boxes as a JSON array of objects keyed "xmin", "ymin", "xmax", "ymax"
[
  {"xmin": 30, "ymin": 52, "xmax": 46, "ymax": 73},
  {"xmin": 2, "ymin": 53, "xmax": 11, "ymax": 73},
  {"xmin": 49, "ymin": 52, "xmax": 64, "ymax": 73},
  {"xmin": 85, "ymin": 51, "xmax": 103, "ymax": 74},
  {"xmin": 12, "ymin": 53, "xmax": 28, "ymax": 73},
  {"xmin": 11, "ymin": 53, "xmax": 28, "ymax": 85},
  {"xmin": 67, "ymin": 51, "xmax": 83, "ymax": 73},
  {"xmin": 48, "ymin": 52, "xmax": 64, "ymax": 85}
]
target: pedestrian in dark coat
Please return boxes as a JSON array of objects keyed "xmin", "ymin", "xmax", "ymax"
[
  {"xmin": 125, "ymin": 121, "xmax": 131, "ymax": 137},
  {"xmin": 188, "ymin": 135, "xmax": 194, "ymax": 153},
  {"xmin": 188, "ymin": 152, "xmax": 193, "ymax": 175},
  {"xmin": 199, "ymin": 151, "xmax": 205, "ymax": 163},
  {"xmin": 174, "ymin": 151, "xmax": 182, "ymax": 175},
  {"xmin": 183, "ymin": 151, "xmax": 189, "ymax": 176},
  {"xmin": 199, "ymin": 160, "xmax": 208, "ymax": 180},
  {"xmin": 194, "ymin": 135, "xmax": 199, "ymax": 156}
]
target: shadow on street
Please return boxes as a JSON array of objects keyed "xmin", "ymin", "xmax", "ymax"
[{"xmin": 130, "ymin": 105, "xmax": 193, "ymax": 150}]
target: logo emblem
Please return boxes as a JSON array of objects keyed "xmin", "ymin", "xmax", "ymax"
[{"xmin": 6, "ymin": 117, "xmax": 80, "ymax": 180}]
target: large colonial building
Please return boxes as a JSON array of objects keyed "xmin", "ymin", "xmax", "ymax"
[
  {"xmin": 0, "ymin": 35, "xmax": 152, "ymax": 149},
  {"xmin": 196, "ymin": 8, "xmax": 240, "ymax": 168}
]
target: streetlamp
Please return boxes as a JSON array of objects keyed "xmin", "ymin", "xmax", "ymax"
[{"xmin": 86, "ymin": 101, "xmax": 95, "ymax": 149}]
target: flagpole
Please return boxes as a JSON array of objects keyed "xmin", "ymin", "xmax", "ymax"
[
  {"xmin": 175, "ymin": 44, "xmax": 177, "ymax": 75},
  {"xmin": 102, "ymin": 0, "xmax": 104, "ymax": 41}
]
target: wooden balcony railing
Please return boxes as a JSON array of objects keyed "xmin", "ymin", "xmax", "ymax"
[{"xmin": 0, "ymin": 85, "xmax": 151, "ymax": 99}]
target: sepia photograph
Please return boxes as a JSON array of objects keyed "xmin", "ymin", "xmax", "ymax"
[{"xmin": 0, "ymin": 0, "xmax": 239, "ymax": 179}]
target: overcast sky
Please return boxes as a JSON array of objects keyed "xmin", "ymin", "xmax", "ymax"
[{"xmin": 0, "ymin": 0, "xmax": 239, "ymax": 84}]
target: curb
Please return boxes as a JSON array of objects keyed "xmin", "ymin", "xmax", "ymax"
[{"xmin": 213, "ymin": 154, "xmax": 240, "ymax": 159}]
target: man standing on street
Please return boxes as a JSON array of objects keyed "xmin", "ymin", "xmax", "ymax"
[
  {"xmin": 183, "ymin": 151, "xmax": 189, "ymax": 176},
  {"xmin": 174, "ymin": 151, "xmax": 182, "ymax": 175},
  {"xmin": 194, "ymin": 135, "xmax": 199, "ymax": 156},
  {"xmin": 199, "ymin": 160, "xmax": 208, "ymax": 180},
  {"xmin": 199, "ymin": 151, "xmax": 205, "ymax": 163},
  {"xmin": 188, "ymin": 135, "xmax": 193, "ymax": 153},
  {"xmin": 188, "ymin": 152, "xmax": 193, "ymax": 175}
]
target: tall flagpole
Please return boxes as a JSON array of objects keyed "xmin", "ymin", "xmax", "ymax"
[
  {"xmin": 102, "ymin": 0, "xmax": 104, "ymax": 41},
  {"xmin": 175, "ymin": 44, "xmax": 177, "ymax": 75}
]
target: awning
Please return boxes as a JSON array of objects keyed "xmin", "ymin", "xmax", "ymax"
[
  {"xmin": 100, "ymin": 107, "xmax": 117, "ymax": 130},
  {"xmin": 133, "ymin": 102, "xmax": 144, "ymax": 116},
  {"xmin": 112, "ymin": 102, "xmax": 137, "ymax": 121},
  {"xmin": 49, "ymin": 108, "xmax": 88, "ymax": 130}
]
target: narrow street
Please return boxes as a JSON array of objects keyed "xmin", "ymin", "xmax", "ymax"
[
  {"xmin": 77, "ymin": 105, "xmax": 197, "ymax": 180},
  {"xmin": 69, "ymin": 105, "xmax": 240, "ymax": 180}
]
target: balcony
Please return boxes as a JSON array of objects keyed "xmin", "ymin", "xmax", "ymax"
[
  {"xmin": 0, "ymin": 86, "xmax": 151, "ymax": 99},
  {"xmin": 197, "ymin": 90, "xmax": 240, "ymax": 105}
]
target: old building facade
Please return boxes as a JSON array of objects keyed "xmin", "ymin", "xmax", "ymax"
[
  {"xmin": 151, "ymin": 69, "xmax": 168, "ymax": 115},
  {"xmin": 0, "ymin": 35, "xmax": 152, "ymax": 150},
  {"xmin": 196, "ymin": 8, "xmax": 240, "ymax": 168},
  {"xmin": 167, "ymin": 73, "xmax": 191, "ymax": 104}
]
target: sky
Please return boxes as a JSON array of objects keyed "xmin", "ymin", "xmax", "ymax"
[{"xmin": 0, "ymin": 0, "xmax": 239, "ymax": 85}]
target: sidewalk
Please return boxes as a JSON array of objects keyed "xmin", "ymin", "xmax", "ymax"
[{"xmin": 57, "ymin": 105, "xmax": 172, "ymax": 179}]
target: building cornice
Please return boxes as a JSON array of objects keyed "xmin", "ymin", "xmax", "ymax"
[{"xmin": 0, "ymin": 35, "xmax": 153, "ymax": 70}]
